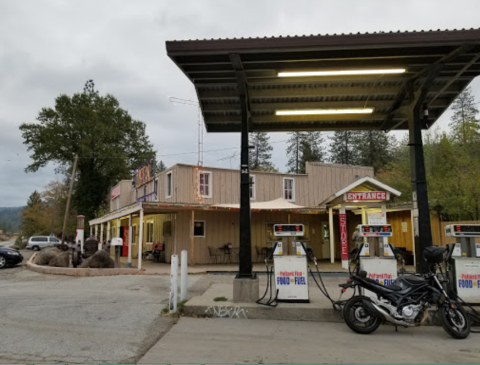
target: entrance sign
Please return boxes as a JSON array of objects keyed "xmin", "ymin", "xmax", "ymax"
[
  {"xmin": 345, "ymin": 191, "xmax": 388, "ymax": 201},
  {"xmin": 339, "ymin": 214, "xmax": 348, "ymax": 262}
]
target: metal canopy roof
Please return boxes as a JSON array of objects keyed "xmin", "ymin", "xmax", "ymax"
[{"xmin": 166, "ymin": 29, "xmax": 480, "ymax": 133}]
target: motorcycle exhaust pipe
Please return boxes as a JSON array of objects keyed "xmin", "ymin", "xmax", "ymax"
[{"xmin": 370, "ymin": 302, "xmax": 414, "ymax": 327}]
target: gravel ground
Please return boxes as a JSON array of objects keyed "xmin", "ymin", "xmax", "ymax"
[{"xmin": 0, "ymin": 265, "xmax": 235, "ymax": 363}]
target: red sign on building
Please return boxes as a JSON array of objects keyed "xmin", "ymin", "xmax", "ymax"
[
  {"xmin": 111, "ymin": 185, "xmax": 120, "ymax": 199},
  {"xmin": 339, "ymin": 213, "xmax": 348, "ymax": 261},
  {"xmin": 345, "ymin": 191, "xmax": 387, "ymax": 201}
]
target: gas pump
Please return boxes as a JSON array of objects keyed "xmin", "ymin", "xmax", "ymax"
[
  {"xmin": 271, "ymin": 224, "xmax": 309, "ymax": 302},
  {"xmin": 445, "ymin": 224, "xmax": 480, "ymax": 304},
  {"xmin": 356, "ymin": 224, "xmax": 397, "ymax": 294}
]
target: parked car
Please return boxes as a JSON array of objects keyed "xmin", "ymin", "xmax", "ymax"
[
  {"xmin": 26, "ymin": 236, "xmax": 61, "ymax": 251},
  {"xmin": 0, "ymin": 247, "xmax": 23, "ymax": 269}
]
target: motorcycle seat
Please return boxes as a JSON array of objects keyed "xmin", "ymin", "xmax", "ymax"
[
  {"xmin": 401, "ymin": 275, "xmax": 426, "ymax": 286},
  {"xmin": 384, "ymin": 284, "xmax": 403, "ymax": 291}
]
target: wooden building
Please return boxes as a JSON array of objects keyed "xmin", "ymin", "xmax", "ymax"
[{"xmin": 89, "ymin": 162, "xmax": 420, "ymax": 268}]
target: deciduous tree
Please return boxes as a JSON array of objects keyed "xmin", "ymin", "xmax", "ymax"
[{"xmin": 20, "ymin": 80, "xmax": 155, "ymax": 223}]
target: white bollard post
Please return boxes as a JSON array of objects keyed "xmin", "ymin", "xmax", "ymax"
[
  {"xmin": 180, "ymin": 250, "xmax": 188, "ymax": 301},
  {"xmin": 169, "ymin": 255, "xmax": 178, "ymax": 314}
]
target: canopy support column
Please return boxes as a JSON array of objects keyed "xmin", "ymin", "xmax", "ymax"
[
  {"xmin": 407, "ymin": 79, "xmax": 435, "ymax": 274},
  {"xmin": 231, "ymin": 53, "xmax": 254, "ymax": 280}
]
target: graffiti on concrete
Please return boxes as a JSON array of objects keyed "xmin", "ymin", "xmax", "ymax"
[{"xmin": 205, "ymin": 305, "xmax": 248, "ymax": 319}]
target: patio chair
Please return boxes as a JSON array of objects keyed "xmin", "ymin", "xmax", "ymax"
[
  {"xmin": 152, "ymin": 243, "xmax": 165, "ymax": 262},
  {"xmin": 207, "ymin": 246, "xmax": 221, "ymax": 264},
  {"xmin": 255, "ymin": 246, "xmax": 267, "ymax": 262},
  {"xmin": 223, "ymin": 243, "xmax": 233, "ymax": 263}
]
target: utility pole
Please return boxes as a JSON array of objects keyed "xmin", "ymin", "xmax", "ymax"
[{"xmin": 61, "ymin": 154, "xmax": 78, "ymax": 247}]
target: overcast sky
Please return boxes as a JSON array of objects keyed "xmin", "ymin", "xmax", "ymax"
[{"xmin": 1, "ymin": 0, "xmax": 479, "ymax": 207}]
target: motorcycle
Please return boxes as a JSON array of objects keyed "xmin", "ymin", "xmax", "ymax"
[{"xmin": 339, "ymin": 239, "xmax": 471, "ymax": 339}]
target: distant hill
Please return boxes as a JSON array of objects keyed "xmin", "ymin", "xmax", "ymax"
[{"xmin": 0, "ymin": 207, "xmax": 24, "ymax": 233}]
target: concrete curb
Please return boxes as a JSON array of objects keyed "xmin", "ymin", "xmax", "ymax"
[
  {"xmin": 183, "ymin": 302, "xmax": 344, "ymax": 322},
  {"xmin": 27, "ymin": 253, "xmax": 145, "ymax": 277}
]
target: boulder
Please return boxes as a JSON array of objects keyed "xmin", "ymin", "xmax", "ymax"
[
  {"xmin": 79, "ymin": 249, "xmax": 115, "ymax": 269},
  {"xmin": 35, "ymin": 247, "xmax": 61, "ymax": 266},
  {"xmin": 48, "ymin": 251, "xmax": 70, "ymax": 267}
]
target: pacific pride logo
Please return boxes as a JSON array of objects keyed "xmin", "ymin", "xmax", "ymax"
[
  {"xmin": 277, "ymin": 271, "xmax": 306, "ymax": 285},
  {"xmin": 368, "ymin": 273, "xmax": 394, "ymax": 286},
  {"xmin": 458, "ymin": 274, "xmax": 480, "ymax": 289}
]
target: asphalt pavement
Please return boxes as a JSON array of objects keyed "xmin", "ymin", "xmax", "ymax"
[
  {"xmin": 0, "ymin": 266, "xmax": 232, "ymax": 363},
  {"xmin": 139, "ymin": 317, "xmax": 480, "ymax": 364}
]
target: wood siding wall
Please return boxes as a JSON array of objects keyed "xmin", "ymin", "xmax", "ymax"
[
  {"xmin": 305, "ymin": 163, "xmax": 374, "ymax": 206},
  {"xmin": 108, "ymin": 162, "xmax": 375, "ymax": 213},
  {"xmin": 431, "ymin": 218, "xmax": 480, "ymax": 247}
]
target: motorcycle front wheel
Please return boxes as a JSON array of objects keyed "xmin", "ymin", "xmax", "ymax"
[
  {"xmin": 439, "ymin": 303, "xmax": 470, "ymax": 339},
  {"xmin": 343, "ymin": 296, "xmax": 381, "ymax": 334}
]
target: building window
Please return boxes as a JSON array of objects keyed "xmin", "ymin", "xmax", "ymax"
[
  {"xmin": 283, "ymin": 178, "xmax": 295, "ymax": 201},
  {"xmin": 193, "ymin": 221, "xmax": 206, "ymax": 237},
  {"xmin": 166, "ymin": 172, "xmax": 172, "ymax": 198},
  {"xmin": 250, "ymin": 175, "xmax": 255, "ymax": 200},
  {"xmin": 199, "ymin": 171, "xmax": 212, "ymax": 198},
  {"xmin": 146, "ymin": 221, "xmax": 154, "ymax": 243}
]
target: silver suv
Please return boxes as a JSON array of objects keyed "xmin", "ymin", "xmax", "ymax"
[{"xmin": 26, "ymin": 236, "xmax": 61, "ymax": 251}]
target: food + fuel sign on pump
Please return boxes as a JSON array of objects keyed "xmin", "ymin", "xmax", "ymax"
[{"xmin": 273, "ymin": 224, "xmax": 309, "ymax": 302}]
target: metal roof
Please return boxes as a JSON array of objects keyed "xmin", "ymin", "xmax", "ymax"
[{"xmin": 166, "ymin": 29, "xmax": 480, "ymax": 133}]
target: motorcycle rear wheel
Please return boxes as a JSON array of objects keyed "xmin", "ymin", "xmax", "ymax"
[
  {"xmin": 439, "ymin": 303, "xmax": 470, "ymax": 339},
  {"xmin": 343, "ymin": 296, "xmax": 381, "ymax": 334}
]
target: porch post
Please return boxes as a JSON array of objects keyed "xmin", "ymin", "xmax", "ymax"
[
  {"xmin": 94, "ymin": 224, "xmax": 98, "ymax": 240},
  {"xmin": 138, "ymin": 208, "xmax": 144, "ymax": 270},
  {"xmin": 106, "ymin": 221, "xmax": 111, "ymax": 255},
  {"xmin": 339, "ymin": 204, "xmax": 348, "ymax": 270},
  {"xmin": 99, "ymin": 223, "xmax": 104, "ymax": 251},
  {"xmin": 128, "ymin": 214, "xmax": 132, "ymax": 268},
  {"xmin": 328, "ymin": 206, "xmax": 335, "ymax": 264},
  {"xmin": 90, "ymin": 225, "xmax": 92, "ymax": 237},
  {"xmin": 117, "ymin": 218, "xmax": 120, "ymax": 239},
  {"xmin": 190, "ymin": 210, "xmax": 195, "ymax": 265}
]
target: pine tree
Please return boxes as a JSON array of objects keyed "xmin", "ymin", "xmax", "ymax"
[
  {"xmin": 286, "ymin": 132, "xmax": 303, "ymax": 174},
  {"xmin": 354, "ymin": 131, "xmax": 397, "ymax": 172},
  {"xmin": 27, "ymin": 190, "xmax": 42, "ymax": 207},
  {"xmin": 449, "ymin": 87, "xmax": 480, "ymax": 145},
  {"xmin": 249, "ymin": 132, "xmax": 274, "ymax": 171},
  {"xmin": 286, "ymin": 132, "xmax": 325, "ymax": 174},
  {"xmin": 157, "ymin": 160, "xmax": 167, "ymax": 172},
  {"xmin": 329, "ymin": 131, "xmax": 360, "ymax": 165}
]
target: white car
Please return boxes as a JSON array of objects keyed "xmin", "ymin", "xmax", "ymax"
[{"xmin": 26, "ymin": 236, "xmax": 61, "ymax": 251}]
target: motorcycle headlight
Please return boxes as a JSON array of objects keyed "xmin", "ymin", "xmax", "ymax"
[{"xmin": 7, "ymin": 251, "xmax": 19, "ymax": 256}]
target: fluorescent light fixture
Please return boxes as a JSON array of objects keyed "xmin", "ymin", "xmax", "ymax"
[
  {"xmin": 276, "ymin": 108, "xmax": 374, "ymax": 116},
  {"xmin": 278, "ymin": 69, "xmax": 406, "ymax": 77}
]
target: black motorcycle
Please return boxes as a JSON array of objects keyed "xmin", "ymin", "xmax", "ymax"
[{"xmin": 339, "ymin": 244, "xmax": 471, "ymax": 339}]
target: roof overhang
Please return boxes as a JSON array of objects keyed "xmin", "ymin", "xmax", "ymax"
[{"xmin": 166, "ymin": 29, "xmax": 480, "ymax": 133}]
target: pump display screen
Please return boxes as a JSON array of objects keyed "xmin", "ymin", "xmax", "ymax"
[
  {"xmin": 359, "ymin": 225, "xmax": 392, "ymax": 237},
  {"xmin": 445, "ymin": 224, "xmax": 480, "ymax": 237},
  {"xmin": 273, "ymin": 224, "xmax": 304, "ymax": 237}
]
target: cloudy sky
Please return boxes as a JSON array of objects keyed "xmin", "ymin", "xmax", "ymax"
[{"xmin": 1, "ymin": 0, "xmax": 480, "ymax": 207}]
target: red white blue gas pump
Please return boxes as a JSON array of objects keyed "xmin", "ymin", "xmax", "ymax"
[
  {"xmin": 445, "ymin": 224, "xmax": 480, "ymax": 304},
  {"xmin": 272, "ymin": 224, "xmax": 309, "ymax": 302},
  {"xmin": 356, "ymin": 224, "xmax": 397, "ymax": 296}
]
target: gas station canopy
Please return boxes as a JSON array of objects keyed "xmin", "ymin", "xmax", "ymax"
[{"xmin": 166, "ymin": 29, "xmax": 480, "ymax": 133}]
